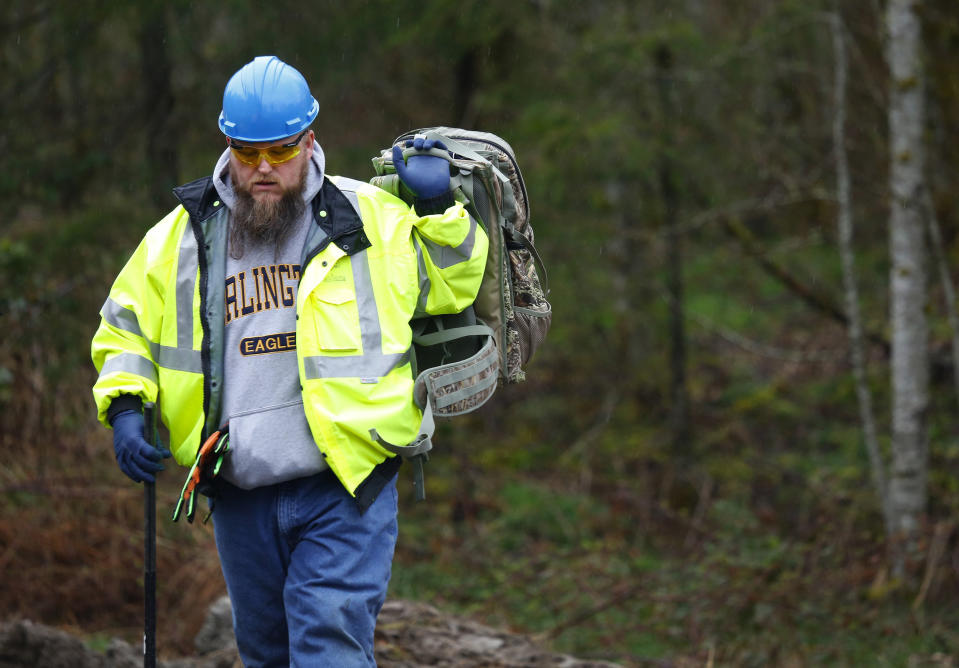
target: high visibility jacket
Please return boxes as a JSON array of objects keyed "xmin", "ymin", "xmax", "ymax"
[{"xmin": 92, "ymin": 174, "xmax": 488, "ymax": 508}]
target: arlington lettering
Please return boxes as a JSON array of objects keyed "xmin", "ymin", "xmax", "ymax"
[{"xmin": 225, "ymin": 264, "xmax": 301, "ymax": 324}]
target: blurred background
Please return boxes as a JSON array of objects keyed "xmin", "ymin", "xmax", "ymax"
[{"xmin": 2, "ymin": 0, "xmax": 959, "ymax": 665}]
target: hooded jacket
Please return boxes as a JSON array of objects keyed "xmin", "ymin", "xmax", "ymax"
[{"xmin": 91, "ymin": 167, "xmax": 487, "ymax": 509}]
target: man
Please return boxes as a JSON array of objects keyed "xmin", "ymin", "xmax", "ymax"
[{"xmin": 91, "ymin": 55, "xmax": 488, "ymax": 666}]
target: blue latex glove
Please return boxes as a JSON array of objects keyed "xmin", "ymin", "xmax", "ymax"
[
  {"xmin": 391, "ymin": 137, "xmax": 452, "ymax": 200},
  {"xmin": 111, "ymin": 409, "xmax": 172, "ymax": 483}
]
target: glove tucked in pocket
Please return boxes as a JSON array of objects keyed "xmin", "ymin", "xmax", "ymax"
[{"xmin": 172, "ymin": 425, "xmax": 230, "ymax": 524}]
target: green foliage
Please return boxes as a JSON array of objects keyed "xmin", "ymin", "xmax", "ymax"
[{"xmin": 5, "ymin": 0, "xmax": 959, "ymax": 665}]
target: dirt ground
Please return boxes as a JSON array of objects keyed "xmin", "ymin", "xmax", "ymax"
[{"xmin": 0, "ymin": 598, "xmax": 622, "ymax": 668}]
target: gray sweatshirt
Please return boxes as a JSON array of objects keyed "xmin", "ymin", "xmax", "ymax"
[{"xmin": 212, "ymin": 146, "xmax": 329, "ymax": 488}]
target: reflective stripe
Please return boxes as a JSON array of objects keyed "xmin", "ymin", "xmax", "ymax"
[
  {"xmin": 302, "ymin": 251, "xmax": 411, "ymax": 380},
  {"xmin": 100, "ymin": 238, "xmax": 202, "ymax": 375},
  {"xmin": 156, "ymin": 343, "xmax": 203, "ymax": 374},
  {"xmin": 417, "ymin": 215, "xmax": 478, "ymax": 269},
  {"xmin": 411, "ymin": 236, "xmax": 431, "ymax": 316},
  {"xmin": 95, "ymin": 322, "xmax": 201, "ymax": 374},
  {"xmin": 303, "ymin": 349, "xmax": 410, "ymax": 380},
  {"xmin": 176, "ymin": 223, "xmax": 198, "ymax": 349},
  {"xmin": 339, "ymin": 187, "xmax": 362, "ymax": 217},
  {"xmin": 98, "ymin": 352, "xmax": 158, "ymax": 384},
  {"xmin": 101, "ymin": 298, "xmax": 144, "ymax": 338},
  {"xmin": 352, "ymin": 249, "xmax": 381, "ymax": 355}
]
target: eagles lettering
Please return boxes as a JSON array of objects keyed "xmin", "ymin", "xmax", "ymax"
[{"xmin": 239, "ymin": 332, "xmax": 297, "ymax": 356}]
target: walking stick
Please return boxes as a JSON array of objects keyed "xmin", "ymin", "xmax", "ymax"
[{"xmin": 143, "ymin": 402, "xmax": 158, "ymax": 668}]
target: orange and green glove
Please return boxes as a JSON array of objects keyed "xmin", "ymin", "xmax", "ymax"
[{"xmin": 172, "ymin": 426, "xmax": 230, "ymax": 524}]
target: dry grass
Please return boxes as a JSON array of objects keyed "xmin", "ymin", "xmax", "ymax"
[{"xmin": 0, "ymin": 413, "xmax": 226, "ymax": 658}]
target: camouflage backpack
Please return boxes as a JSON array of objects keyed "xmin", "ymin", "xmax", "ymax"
[{"xmin": 369, "ymin": 127, "xmax": 552, "ymax": 497}]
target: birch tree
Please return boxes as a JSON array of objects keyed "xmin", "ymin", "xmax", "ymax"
[
  {"xmin": 831, "ymin": 9, "xmax": 892, "ymax": 535},
  {"xmin": 886, "ymin": 0, "xmax": 929, "ymax": 557}
]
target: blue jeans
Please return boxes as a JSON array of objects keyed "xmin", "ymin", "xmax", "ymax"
[{"xmin": 211, "ymin": 470, "xmax": 398, "ymax": 667}]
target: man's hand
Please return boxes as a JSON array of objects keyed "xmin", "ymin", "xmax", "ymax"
[
  {"xmin": 111, "ymin": 409, "xmax": 172, "ymax": 483},
  {"xmin": 392, "ymin": 136, "xmax": 453, "ymax": 200}
]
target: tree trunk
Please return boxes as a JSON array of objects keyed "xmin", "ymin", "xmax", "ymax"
[
  {"xmin": 454, "ymin": 47, "xmax": 479, "ymax": 128},
  {"xmin": 886, "ymin": 0, "xmax": 929, "ymax": 566},
  {"xmin": 832, "ymin": 9, "xmax": 892, "ymax": 535},
  {"xmin": 139, "ymin": 2, "xmax": 178, "ymax": 210},
  {"xmin": 655, "ymin": 43, "xmax": 691, "ymax": 456},
  {"xmin": 922, "ymin": 187, "xmax": 959, "ymax": 410}
]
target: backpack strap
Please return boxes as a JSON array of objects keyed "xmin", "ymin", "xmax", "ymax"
[
  {"xmin": 418, "ymin": 129, "xmax": 512, "ymax": 187},
  {"xmin": 505, "ymin": 227, "xmax": 551, "ymax": 297},
  {"xmin": 369, "ymin": 402, "xmax": 435, "ymax": 501},
  {"xmin": 413, "ymin": 323, "xmax": 495, "ymax": 347},
  {"xmin": 368, "ymin": 328, "xmax": 499, "ymax": 501}
]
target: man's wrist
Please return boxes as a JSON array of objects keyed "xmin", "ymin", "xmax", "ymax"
[
  {"xmin": 107, "ymin": 395, "xmax": 143, "ymax": 425},
  {"xmin": 413, "ymin": 190, "xmax": 456, "ymax": 216}
]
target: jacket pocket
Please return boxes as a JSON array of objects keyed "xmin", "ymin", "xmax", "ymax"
[{"xmin": 310, "ymin": 284, "xmax": 362, "ymax": 352}]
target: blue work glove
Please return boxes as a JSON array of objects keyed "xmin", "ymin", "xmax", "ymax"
[
  {"xmin": 392, "ymin": 137, "xmax": 455, "ymax": 215},
  {"xmin": 111, "ymin": 409, "xmax": 172, "ymax": 483}
]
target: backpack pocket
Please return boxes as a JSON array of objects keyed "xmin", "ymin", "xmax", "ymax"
[
  {"xmin": 514, "ymin": 305, "xmax": 552, "ymax": 367},
  {"xmin": 504, "ymin": 240, "xmax": 551, "ymax": 381}
]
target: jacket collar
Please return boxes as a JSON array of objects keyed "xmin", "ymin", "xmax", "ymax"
[
  {"xmin": 311, "ymin": 177, "xmax": 371, "ymax": 257},
  {"xmin": 172, "ymin": 176, "xmax": 222, "ymax": 223},
  {"xmin": 171, "ymin": 174, "xmax": 372, "ymax": 259}
]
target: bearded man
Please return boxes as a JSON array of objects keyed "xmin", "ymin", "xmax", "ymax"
[
  {"xmin": 227, "ymin": 133, "xmax": 309, "ymax": 260},
  {"xmin": 91, "ymin": 55, "xmax": 488, "ymax": 667}
]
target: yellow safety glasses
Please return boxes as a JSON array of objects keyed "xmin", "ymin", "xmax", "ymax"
[{"xmin": 228, "ymin": 130, "xmax": 308, "ymax": 166}]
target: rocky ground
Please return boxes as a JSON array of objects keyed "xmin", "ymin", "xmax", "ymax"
[{"xmin": 0, "ymin": 598, "xmax": 623, "ymax": 667}]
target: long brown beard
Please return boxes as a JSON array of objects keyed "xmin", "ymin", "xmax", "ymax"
[{"xmin": 229, "ymin": 161, "xmax": 308, "ymax": 260}]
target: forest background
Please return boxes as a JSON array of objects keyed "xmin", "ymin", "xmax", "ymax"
[{"xmin": 2, "ymin": 1, "xmax": 959, "ymax": 666}]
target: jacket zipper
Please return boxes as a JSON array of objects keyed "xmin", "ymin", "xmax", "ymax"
[{"xmin": 191, "ymin": 218, "xmax": 214, "ymax": 442}]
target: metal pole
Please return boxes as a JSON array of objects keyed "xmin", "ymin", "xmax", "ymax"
[{"xmin": 143, "ymin": 402, "xmax": 157, "ymax": 668}]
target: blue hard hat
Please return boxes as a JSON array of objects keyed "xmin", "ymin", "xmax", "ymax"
[{"xmin": 218, "ymin": 56, "xmax": 319, "ymax": 142}]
